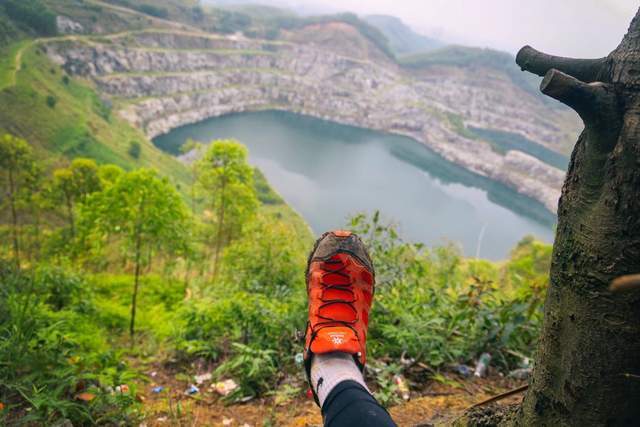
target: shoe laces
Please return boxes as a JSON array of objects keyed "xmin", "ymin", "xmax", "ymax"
[{"xmin": 313, "ymin": 254, "xmax": 358, "ymax": 330}]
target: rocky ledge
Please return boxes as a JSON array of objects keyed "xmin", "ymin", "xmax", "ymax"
[{"xmin": 46, "ymin": 29, "xmax": 577, "ymax": 213}]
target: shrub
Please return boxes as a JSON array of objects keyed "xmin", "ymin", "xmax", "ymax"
[
  {"xmin": 127, "ymin": 140, "xmax": 141, "ymax": 158},
  {"xmin": 137, "ymin": 4, "xmax": 169, "ymax": 19},
  {"xmin": 0, "ymin": 264, "xmax": 141, "ymax": 425},
  {"xmin": 2, "ymin": 0, "xmax": 57, "ymax": 36},
  {"xmin": 46, "ymin": 95, "xmax": 57, "ymax": 108},
  {"xmin": 350, "ymin": 212, "xmax": 549, "ymax": 369},
  {"xmin": 174, "ymin": 288, "xmax": 303, "ymax": 362},
  {"xmin": 253, "ymin": 168, "xmax": 283, "ymax": 205},
  {"xmin": 214, "ymin": 343, "xmax": 277, "ymax": 400}
]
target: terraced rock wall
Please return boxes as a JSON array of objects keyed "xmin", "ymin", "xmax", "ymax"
[{"xmin": 46, "ymin": 30, "xmax": 572, "ymax": 213}]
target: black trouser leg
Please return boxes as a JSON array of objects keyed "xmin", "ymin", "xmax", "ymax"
[{"xmin": 321, "ymin": 380, "xmax": 397, "ymax": 427}]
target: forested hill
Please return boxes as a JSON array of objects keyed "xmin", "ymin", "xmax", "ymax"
[{"xmin": 364, "ymin": 14, "xmax": 444, "ymax": 55}]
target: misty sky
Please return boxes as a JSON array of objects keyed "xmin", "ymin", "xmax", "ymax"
[{"xmin": 275, "ymin": 0, "xmax": 638, "ymax": 57}]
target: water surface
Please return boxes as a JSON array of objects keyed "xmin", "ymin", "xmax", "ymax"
[{"xmin": 154, "ymin": 111, "xmax": 556, "ymax": 259}]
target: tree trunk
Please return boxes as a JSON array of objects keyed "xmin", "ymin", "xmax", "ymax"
[
  {"xmin": 130, "ymin": 230, "xmax": 142, "ymax": 340},
  {"xmin": 212, "ymin": 177, "xmax": 227, "ymax": 279},
  {"xmin": 32, "ymin": 203, "xmax": 41, "ymax": 261},
  {"xmin": 65, "ymin": 192, "xmax": 76, "ymax": 239},
  {"xmin": 8, "ymin": 169, "xmax": 20, "ymax": 269},
  {"xmin": 511, "ymin": 10, "xmax": 640, "ymax": 426}
]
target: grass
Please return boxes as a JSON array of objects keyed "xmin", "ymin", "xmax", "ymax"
[
  {"xmin": 446, "ymin": 112, "xmax": 479, "ymax": 140},
  {"xmin": 0, "ymin": 40, "xmax": 29, "ymax": 90},
  {"xmin": 0, "ymin": 40, "xmax": 191, "ymax": 187}
]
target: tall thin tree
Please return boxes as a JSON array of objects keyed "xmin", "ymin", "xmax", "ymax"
[
  {"xmin": 195, "ymin": 140, "xmax": 258, "ymax": 279},
  {"xmin": 0, "ymin": 134, "xmax": 36, "ymax": 268},
  {"xmin": 80, "ymin": 169, "xmax": 190, "ymax": 340}
]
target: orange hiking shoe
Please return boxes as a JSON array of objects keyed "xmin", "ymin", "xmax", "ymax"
[{"xmin": 303, "ymin": 230, "xmax": 375, "ymax": 402}]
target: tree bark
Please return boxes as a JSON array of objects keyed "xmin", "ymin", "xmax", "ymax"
[
  {"xmin": 130, "ymin": 228, "xmax": 142, "ymax": 340},
  {"xmin": 510, "ymin": 9, "xmax": 640, "ymax": 427},
  {"xmin": 64, "ymin": 192, "xmax": 76, "ymax": 239},
  {"xmin": 212, "ymin": 176, "xmax": 227, "ymax": 279}
]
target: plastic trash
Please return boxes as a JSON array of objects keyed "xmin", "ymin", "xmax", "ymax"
[
  {"xmin": 222, "ymin": 417, "xmax": 233, "ymax": 426},
  {"xmin": 294, "ymin": 352, "xmax": 304, "ymax": 365},
  {"xmin": 194, "ymin": 372, "xmax": 212, "ymax": 385},
  {"xmin": 508, "ymin": 368, "xmax": 532, "ymax": 380},
  {"xmin": 185, "ymin": 384, "xmax": 199, "ymax": 395},
  {"xmin": 474, "ymin": 353, "xmax": 492, "ymax": 378},
  {"xmin": 115, "ymin": 384, "xmax": 130, "ymax": 394},
  {"xmin": 151, "ymin": 386, "xmax": 165, "ymax": 394},
  {"xmin": 213, "ymin": 379, "xmax": 238, "ymax": 396},
  {"xmin": 454, "ymin": 364, "xmax": 473, "ymax": 377},
  {"xmin": 150, "ymin": 371, "xmax": 158, "ymax": 378},
  {"xmin": 400, "ymin": 352, "xmax": 415, "ymax": 367},
  {"xmin": 393, "ymin": 374, "xmax": 410, "ymax": 401},
  {"xmin": 75, "ymin": 392, "xmax": 96, "ymax": 402}
]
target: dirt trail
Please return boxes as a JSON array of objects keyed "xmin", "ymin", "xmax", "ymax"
[{"xmin": 138, "ymin": 365, "xmax": 525, "ymax": 427}]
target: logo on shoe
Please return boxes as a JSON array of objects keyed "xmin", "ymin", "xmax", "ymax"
[{"xmin": 328, "ymin": 332, "xmax": 345, "ymax": 345}]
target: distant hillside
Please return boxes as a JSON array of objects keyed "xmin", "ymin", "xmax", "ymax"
[
  {"xmin": 0, "ymin": 0, "xmax": 58, "ymax": 47},
  {"xmin": 398, "ymin": 45, "xmax": 544, "ymax": 100},
  {"xmin": 364, "ymin": 14, "xmax": 443, "ymax": 55}
]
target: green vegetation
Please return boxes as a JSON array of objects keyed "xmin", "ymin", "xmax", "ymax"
[
  {"xmin": 468, "ymin": 126, "xmax": 570, "ymax": 169},
  {"xmin": 0, "ymin": 134, "xmax": 38, "ymax": 268},
  {"xmin": 0, "ymin": 2, "xmax": 557, "ymax": 423},
  {"xmin": 0, "ymin": 41, "xmax": 28, "ymax": 89},
  {"xmin": 1, "ymin": 0, "xmax": 57, "ymax": 40},
  {"xmin": 0, "ymin": 38, "xmax": 190, "ymax": 186},
  {"xmin": 51, "ymin": 158, "xmax": 102, "ymax": 239},
  {"xmin": 106, "ymin": 0, "xmax": 170, "ymax": 19},
  {"xmin": 0, "ymin": 264, "xmax": 142, "ymax": 425},
  {"xmin": 127, "ymin": 140, "xmax": 141, "ymax": 159},
  {"xmin": 195, "ymin": 140, "xmax": 259, "ymax": 277},
  {"xmin": 253, "ymin": 167, "xmax": 283, "ymax": 205},
  {"xmin": 0, "ymin": 135, "xmax": 312, "ymax": 423},
  {"xmin": 1, "ymin": 124, "xmax": 551, "ymax": 423},
  {"xmin": 80, "ymin": 169, "xmax": 190, "ymax": 338}
]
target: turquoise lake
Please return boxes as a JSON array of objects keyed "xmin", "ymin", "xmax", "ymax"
[{"xmin": 154, "ymin": 110, "xmax": 556, "ymax": 259}]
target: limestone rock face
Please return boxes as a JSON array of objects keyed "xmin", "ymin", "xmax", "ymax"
[
  {"xmin": 56, "ymin": 16, "xmax": 84, "ymax": 34},
  {"xmin": 46, "ymin": 30, "xmax": 575, "ymax": 213}
]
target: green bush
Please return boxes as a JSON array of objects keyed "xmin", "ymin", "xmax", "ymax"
[
  {"xmin": 350, "ymin": 212, "xmax": 548, "ymax": 369},
  {"xmin": 137, "ymin": 4, "xmax": 169, "ymax": 19},
  {"xmin": 0, "ymin": 263, "xmax": 141, "ymax": 425},
  {"xmin": 127, "ymin": 140, "xmax": 141, "ymax": 158},
  {"xmin": 170, "ymin": 212, "xmax": 549, "ymax": 401},
  {"xmin": 253, "ymin": 168, "xmax": 283, "ymax": 205},
  {"xmin": 174, "ymin": 288, "xmax": 303, "ymax": 362},
  {"xmin": 2, "ymin": 0, "xmax": 57, "ymax": 36},
  {"xmin": 46, "ymin": 95, "xmax": 57, "ymax": 108},
  {"xmin": 214, "ymin": 343, "xmax": 277, "ymax": 400}
]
